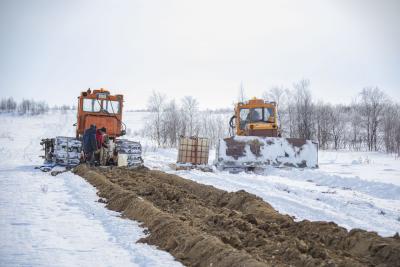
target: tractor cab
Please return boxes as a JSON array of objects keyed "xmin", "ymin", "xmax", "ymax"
[
  {"xmin": 76, "ymin": 88, "xmax": 125, "ymax": 139},
  {"xmin": 232, "ymin": 98, "xmax": 279, "ymax": 137}
]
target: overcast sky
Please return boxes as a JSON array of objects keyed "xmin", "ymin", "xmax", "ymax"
[{"xmin": 0, "ymin": 0, "xmax": 399, "ymax": 109}]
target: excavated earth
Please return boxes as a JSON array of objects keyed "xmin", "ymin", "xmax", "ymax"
[{"xmin": 73, "ymin": 165, "xmax": 400, "ymax": 267}]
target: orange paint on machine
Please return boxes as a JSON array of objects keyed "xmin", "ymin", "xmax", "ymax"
[{"xmin": 75, "ymin": 88, "xmax": 125, "ymax": 139}]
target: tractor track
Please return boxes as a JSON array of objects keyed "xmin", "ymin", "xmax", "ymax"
[{"xmin": 74, "ymin": 165, "xmax": 400, "ymax": 267}]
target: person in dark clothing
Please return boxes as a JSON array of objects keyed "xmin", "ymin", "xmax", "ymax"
[{"xmin": 83, "ymin": 124, "xmax": 97, "ymax": 165}]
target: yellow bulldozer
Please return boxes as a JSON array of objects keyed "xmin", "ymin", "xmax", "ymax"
[{"xmin": 214, "ymin": 98, "xmax": 318, "ymax": 172}]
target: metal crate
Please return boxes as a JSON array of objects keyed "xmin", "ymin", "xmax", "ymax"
[{"xmin": 177, "ymin": 136, "xmax": 209, "ymax": 165}]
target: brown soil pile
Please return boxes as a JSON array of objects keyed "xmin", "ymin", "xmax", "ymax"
[{"xmin": 73, "ymin": 165, "xmax": 400, "ymax": 267}]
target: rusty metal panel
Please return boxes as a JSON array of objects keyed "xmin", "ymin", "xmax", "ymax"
[
  {"xmin": 83, "ymin": 115, "xmax": 119, "ymax": 138},
  {"xmin": 245, "ymin": 129, "xmax": 278, "ymax": 137}
]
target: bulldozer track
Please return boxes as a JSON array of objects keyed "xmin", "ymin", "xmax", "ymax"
[{"xmin": 74, "ymin": 165, "xmax": 400, "ymax": 267}]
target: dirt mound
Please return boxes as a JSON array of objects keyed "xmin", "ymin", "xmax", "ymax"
[{"xmin": 73, "ymin": 165, "xmax": 400, "ymax": 267}]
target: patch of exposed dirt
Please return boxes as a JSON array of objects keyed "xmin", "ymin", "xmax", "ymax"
[{"xmin": 73, "ymin": 165, "xmax": 400, "ymax": 267}]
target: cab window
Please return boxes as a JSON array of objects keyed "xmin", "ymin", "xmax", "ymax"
[
  {"xmin": 239, "ymin": 107, "xmax": 275, "ymax": 129},
  {"xmin": 239, "ymin": 109, "xmax": 250, "ymax": 129},
  {"xmin": 263, "ymin": 107, "xmax": 274, "ymax": 122},
  {"xmin": 82, "ymin": 99, "xmax": 101, "ymax": 112},
  {"xmin": 105, "ymin": 100, "xmax": 120, "ymax": 114},
  {"xmin": 250, "ymin": 108, "xmax": 262, "ymax": 121}
]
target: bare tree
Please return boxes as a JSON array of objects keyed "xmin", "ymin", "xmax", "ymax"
[
  {"xmin": 263, "ymin": 86, "xmax": 286, "ymax": 129},
  {"xmin": 181, "ymin": 96, "xmax": 199, "ymax": 136},
  {"xmin": 314, "ymin": 102, "xmax": 331, "ymax": 149},
  {"xmin": 282, "ymin": 88, "xmax": 297, "ymax": 137},
  {"xmin": 0, "ymin": 97, "xmax": 17, "ymax": 112},
  {"xmin": 198, "ymin": 111, "xmax": 229, "ymax": 147},
  {"xmin": 293, "ymin": 79, "xmax": 314, "ymax": 140},
  {"xmin": 162, "ymin": 99, "xmax": 181, "ymax": 147},
  {"xmin": 382, "ymin": 102, "xmax": 400, "ymax": 155},
  {"xmin": 359, "ymin": 87, "xmax": 387, "ymax": 151},
  {"xmin": 348, "ymin": 103, "xmax": 363, "ymax": 151},
  {"xmin": 330, "ymin": 105, "xmax": 346, "ymax": 150},
  {"xmin": 146, "ymin": 91, "xmax": 166, "ymax": 146},
  {"xmin": 238, "ymin": 82, "xmax": 246, "ymax": 102}
]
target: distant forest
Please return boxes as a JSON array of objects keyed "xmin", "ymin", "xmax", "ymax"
[{"xmin": 0, "ymin": 98, "xmax": 74, "ymax": 115}]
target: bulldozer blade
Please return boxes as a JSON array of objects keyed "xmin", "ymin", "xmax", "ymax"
[{"xmin": 214, "ymin": 136, "xmax": 318, "ymax": 171}]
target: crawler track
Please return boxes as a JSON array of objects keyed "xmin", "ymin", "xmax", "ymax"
[{"xmin": 74, "ymin": 165, "xmax": 400, "ymax": 267}]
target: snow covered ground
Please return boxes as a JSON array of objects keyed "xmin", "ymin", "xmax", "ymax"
[
  {"xmin": 0, "ymin": 112, "xmax": 182, "ymax": 267},
  {"xmin": 318, "ymin": 150, "xmax": 400, "ymax": 186},
  {"xmin": 1, "ymin": 110, "xmax": 399, "ymax": 266}
]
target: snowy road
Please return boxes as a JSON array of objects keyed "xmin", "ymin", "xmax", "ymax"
[{"xmin": 0, "ymin": 113, "xmax": 182, "ymax": 267}]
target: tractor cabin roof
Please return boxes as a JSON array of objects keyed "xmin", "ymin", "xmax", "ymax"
[
  {"xmin": 79, "ymin": 88, "xmax": 123, "ymax": 102},
  {"xmin": 237, "ymin": 98, "xmax": 276, "ymax": 109}
]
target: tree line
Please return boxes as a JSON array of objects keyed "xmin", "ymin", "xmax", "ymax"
[
  {"xmin": 0, "ymin": 97, "xmax": 75, "ymax": 115},
  {"xmin": 145, "ymin": 81, "xmax": 400, "ymax": 155},
  {"xmin": 263, "ymin": 80, "xmax": 400, "ymax": 155},
  {"xmin": 0, "ymin": 97, "xmax": 49, "ymax": 115},
  {"xmin": 143, "ymin": 91, "xmax": 229, "ymax": 148},
  {"xmin": 2, "ymin": 82, "xmax": 399, "ymax": 155}
]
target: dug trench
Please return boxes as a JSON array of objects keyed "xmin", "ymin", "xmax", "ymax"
[{"xmin": 73, "ymin": 165, "xmax": 400, "ymax": 267}]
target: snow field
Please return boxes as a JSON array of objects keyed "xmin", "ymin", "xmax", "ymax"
[{"xmin": 0, "ymin": 112, "xmax": 182, "ymax": 267}]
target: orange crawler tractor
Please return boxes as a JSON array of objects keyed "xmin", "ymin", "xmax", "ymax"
[{"xmin": 40, "ymin": 88, "xmax": 142, "ymax": 171}]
